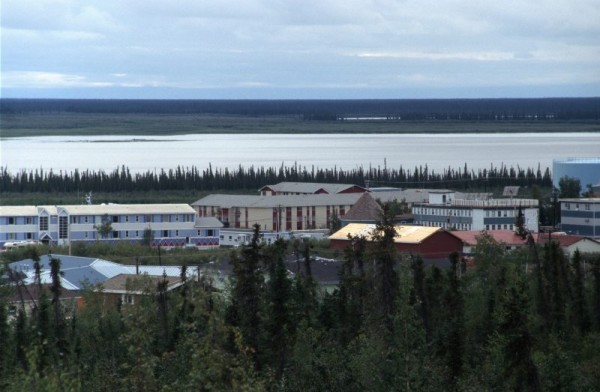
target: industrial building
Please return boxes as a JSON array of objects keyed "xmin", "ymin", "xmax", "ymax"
[{"xmin": 553, "ymin": 158, "xmax": 600, "ymax": 192}]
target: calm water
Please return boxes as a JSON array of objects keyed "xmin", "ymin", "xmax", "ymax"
[{"xmin": 1, "ymin": 133, "xmax": 599, "ymax": 174}]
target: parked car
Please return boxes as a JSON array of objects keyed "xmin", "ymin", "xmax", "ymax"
[{"xmin": 0, "ymin": 240, "xmax": 41, "ymax": 252}]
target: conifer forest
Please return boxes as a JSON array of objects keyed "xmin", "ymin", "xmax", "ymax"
[{"xmin": 2, "ymin": 216, "xmax": 600, "ymax": 391}]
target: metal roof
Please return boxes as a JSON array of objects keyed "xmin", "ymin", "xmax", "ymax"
[
  {"xmin": 259, "ymin": 182, "xmax": 366, "ymax": 194},
  {"xmin": 192, "ymin": 193, "xmax": 363, "ymax": 208},
  {"xmin": 62, "ymin": 204, "xmax": 195, "ymax": 215},
  {"xmin": 0, "ymin": 206, "xmax": 58, "ymax": 216},
  {"xmin": 195, "ymin": 217, "xmax": 225, "ymax": 228},
  {"xmin": 329, "ymin": 223, "xmax": 440, "ymax": 244},
  {"xmin": 9, "ymin": 254, "xmax": 193, "ymax": 290}
]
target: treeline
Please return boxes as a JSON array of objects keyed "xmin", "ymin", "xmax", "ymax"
[
  {"xmin": 2, "ymin": 219, "xmax": 600, "ymax": 391},
  {"xmin": 0, "ymin": 163, "xmax": 552, "ymax": 193},
  {"xmin": 2, "ymin": 97, "xmax": 599, "ymax": 120}
]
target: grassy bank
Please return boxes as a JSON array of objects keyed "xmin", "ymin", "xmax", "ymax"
[{"xmin": 2, "ymin": 112, "xmax": 600, "ymax": 138}]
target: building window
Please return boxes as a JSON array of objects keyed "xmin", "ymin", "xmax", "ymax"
[
  {"xmin": 8, "ymin": 217, "xmax": 15, "ymax": 225},
  {"xmin": 84, "ymin": 216, "xmax": 89, "ymax": 223},
  {"xmin": 163, "ymin": 230, "xmax": 168, "ymax": 237},
  {"xmin": 565, "ymin": 203, "xmax": 570, "ymax": 210},
  {"xmin": 125, "ymin": 216, "xmax": 129, "ymax": 222},
  {"xmin": 40, "ymin": 216, "xmax": 48, "ymax": 231},
  {"xmin": 136, "ymin": 231, "xmax": 139, "ymax": 237},
  {"xmin": 585, "ymin": 204, "xmax": 591, "ymax": 211},
  {"xmin": 207, "ymin": 229, "xmax": 214, "ymax": 237},
  {"xmin": 25, "ymin": 217, "xmax": 33, "ymax": 225},
  {"xmin": 125, "ymin": 231, "xmax": 129, "ymax": 238},
  {"xmin": 112, "ymin": 216, "xmax": 119, "ymax": 223},
  {"xmin": 59, "ymin": 216, "xmax": 68, "ymax": 239},
  {"xmin": 175, "ymin": 230, "xmax": 179, "ymax": 236},
  {"xmin": 112, "ymin": 231, "xmax": 119, "ymax": 238},
  {"xmin": 497, "ymin": 211, "xmax": 501, "ymax": 217},
  {"xmin": 486, "ymin": 225, "xmax": 490, "ymax": 230},
  {"xmin": 27, "ymin": 232, "xmax": 33, "ymax": 239}
]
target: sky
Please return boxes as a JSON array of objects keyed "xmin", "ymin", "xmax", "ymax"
[{"xmin": 1, "ymin": 0, "xmax": 599, "ymax": 99}]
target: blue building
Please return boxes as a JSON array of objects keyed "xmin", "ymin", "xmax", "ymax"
[
  {"xmin": 553, "ymin": 158, "xmax": 600, "ymax": 192},
  {"xmin": 0, "ymin": 204, "xmax": 222, "ymax": 249}
]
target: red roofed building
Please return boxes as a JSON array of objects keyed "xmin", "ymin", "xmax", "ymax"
[
  {"xmin": 537, "ymin": 233, "xmax": 600, "ymax": 256},
  {"xmin": 450, "ymin": 230, "xmax": 529, "ymax": 255},
  {"xmin": 329, "ymin": 223, "xmax": 463, "ymax": 262}
]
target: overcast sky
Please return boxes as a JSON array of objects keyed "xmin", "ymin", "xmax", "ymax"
[{"xmin": 2, "ymin": 0, "xmax": 599, "ymax": 99}]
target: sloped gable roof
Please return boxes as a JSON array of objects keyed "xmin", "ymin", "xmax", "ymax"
[{"xmin": 342, "ymin": 192, "xmax": 383, "ymax": 222}]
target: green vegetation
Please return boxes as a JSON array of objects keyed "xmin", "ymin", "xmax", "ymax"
[
  {"xmin": 2, "ymin": 112, "xmax": 600, "ymax": 138},
  {"xmin": 2, "ymin": 218, "xmax": 600, "ymax": 391}
]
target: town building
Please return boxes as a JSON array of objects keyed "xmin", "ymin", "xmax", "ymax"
[
  {"xmin": 0, "ymin": 204, "xmax": 222, "ymax": 249},
  {"xmin": 191, "ymin": 193, "xmax": 363, "ymax": 231},
  {"xmin": 329, "ymin": 223, "xmax": 463, "ymax": 262},
  {"xmin": 558, "ymin": 198, "xmax": 600, "ymax": 237},
  {"xmin": 412, "ymin": 190, "xmax": 539, "ymax": 232},
  {"xmin": 259, "ymin": 182, "xmax": 367, "ymax": 196},
  {"xmin": 340, "ymin": 192, "xmax": 383, "ymax": 226}
]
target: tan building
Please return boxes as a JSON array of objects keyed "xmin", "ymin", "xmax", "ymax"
[{"xmin": 191, "ymin": 193, "xmax": 363, "ymax": 231}]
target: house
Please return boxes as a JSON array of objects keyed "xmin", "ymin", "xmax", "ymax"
[
  {"xmin": 0, "ymin": 204, "xmax": 222, "ymax": 249},
  {"xmin": 559, "ymin": 198, "xmax": 600, "ymax": 238},
  {"xmin": 100, "ymin": 274, "xmax": 184, "ymax": 306},
  {"xmin": 259, "ymin": 182, "xmax": 367, "ymax": 196},
  {"xmin": 192, "ymin": 193, "xmax": 363, "ymax": 231},
  {"xmin": 412, "ymin": 190, "xmax": 539, "ymax": 232},
  {"xmin": 450, "ymin": 230, "xmax": 529, "ymax": 256},
  {"xmin": 329, "ymin": 223, "xmax": 463, "ymax": 262},
  {"xmin": 537, "ymin": 233, "xmax": 600, "ymax": 257},
  {"xmin": 5, "ymin": 284, "xmax": 82, "ymax": 319}
]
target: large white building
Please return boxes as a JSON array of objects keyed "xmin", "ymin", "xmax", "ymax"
[
  {"xmin": 412, "ymin": 190, "xmax": 539, "ymax": 232},
  {"xmin": 0, "ymin": 204, "xmax": 222, "ymax": 249}
]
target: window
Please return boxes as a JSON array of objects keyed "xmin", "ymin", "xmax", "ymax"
[
  {"xmin": 25, "ymin": 217, "xmax": 33, "ymax": 225},
  {"xmin": 125, "ymin": 216, "xmax": 129, "ymax": 222},
  {"xmin": 163, "ymin": 230, "xmax": 168, "ymax": 237},
  {"xmin": 112, "ymin": 216, "xmax": 118, "ymax": 223},
  {"xmin": 175, "ymin": 230, "xmax": 179, "ymax": 236},
  {"xmin": 40, "ymin": 216, "xmax": 49, "ymax": 231},
  {"xmin": 27, "ymin": 232, "xmax": 33, "ymax": 239},
  {"xmin": 125, "ymin": 231, "xmax": 129, "ymax": 238},
  {"xmin": 84, "ymin": 216, "xmax": 89, "ymax": 223},
  {"xmin": 136, "ymin": 215, "xmax": 140, "ymax": 222},
  {"xmin": 565, "ymin": 203, "xmax": 570, "ymax": 210},
  {"xmin": 497, "ymin": 211, "xmax": 501, "ymax": 217},
  {"xmin": 492, "ymin": 225, "xmax": 496, "ymax": 230},
  {"xmin": 8, "ymin": 217, "xmax": 15, "ymax": 225},
  {"xmin": 112, "ymin": 231, "xmax": 118, "ymax": 238},
  {"xmin": 59, "ymin": 216, "xmax": 68, "ymax": 239},
  {"xmin": 486, "ymin": 225, "xmax": 490, "ymax": 230},
  {"xmin": 585, "ymin": 204, "xmax": 591, "ymax": 211},
  {"xmin": 85, "ymin": 232, "xmax": 88, "ymax": 238},
  {"xmin": 135, "ymin": 231, "xmax": 139, "ymax": 237},
  {"xmin": 207, "ymin": 229, "xmax": 214, "ymax": 237}
]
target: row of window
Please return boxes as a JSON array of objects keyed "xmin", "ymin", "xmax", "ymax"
[
  {"xmin": 485, "ymin": 224, "xmax": 514, "ymax": 231},
  {"xmin": 485, "ymin": 209, "xmax": 517, "ymax": 218},
  {"xmin": 414, "ymin": 207, "xmax": 473, "ymax": 217},
  {"xmin": 563, "ymin": 203, "xmax": 592, "ymax": 211},
  {"xmin": 419, "ymin": 221, "xmax": 473, "ymax": 230}
]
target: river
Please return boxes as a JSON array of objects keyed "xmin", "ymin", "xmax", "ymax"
[{"xmin": 1, "ymin": 133, "xmax": 599, "ymax": 174}]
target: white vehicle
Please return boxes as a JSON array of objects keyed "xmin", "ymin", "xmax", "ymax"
[{"xmin": 0, "ymin": 240, "xmax": 41, "ymax": 252}]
